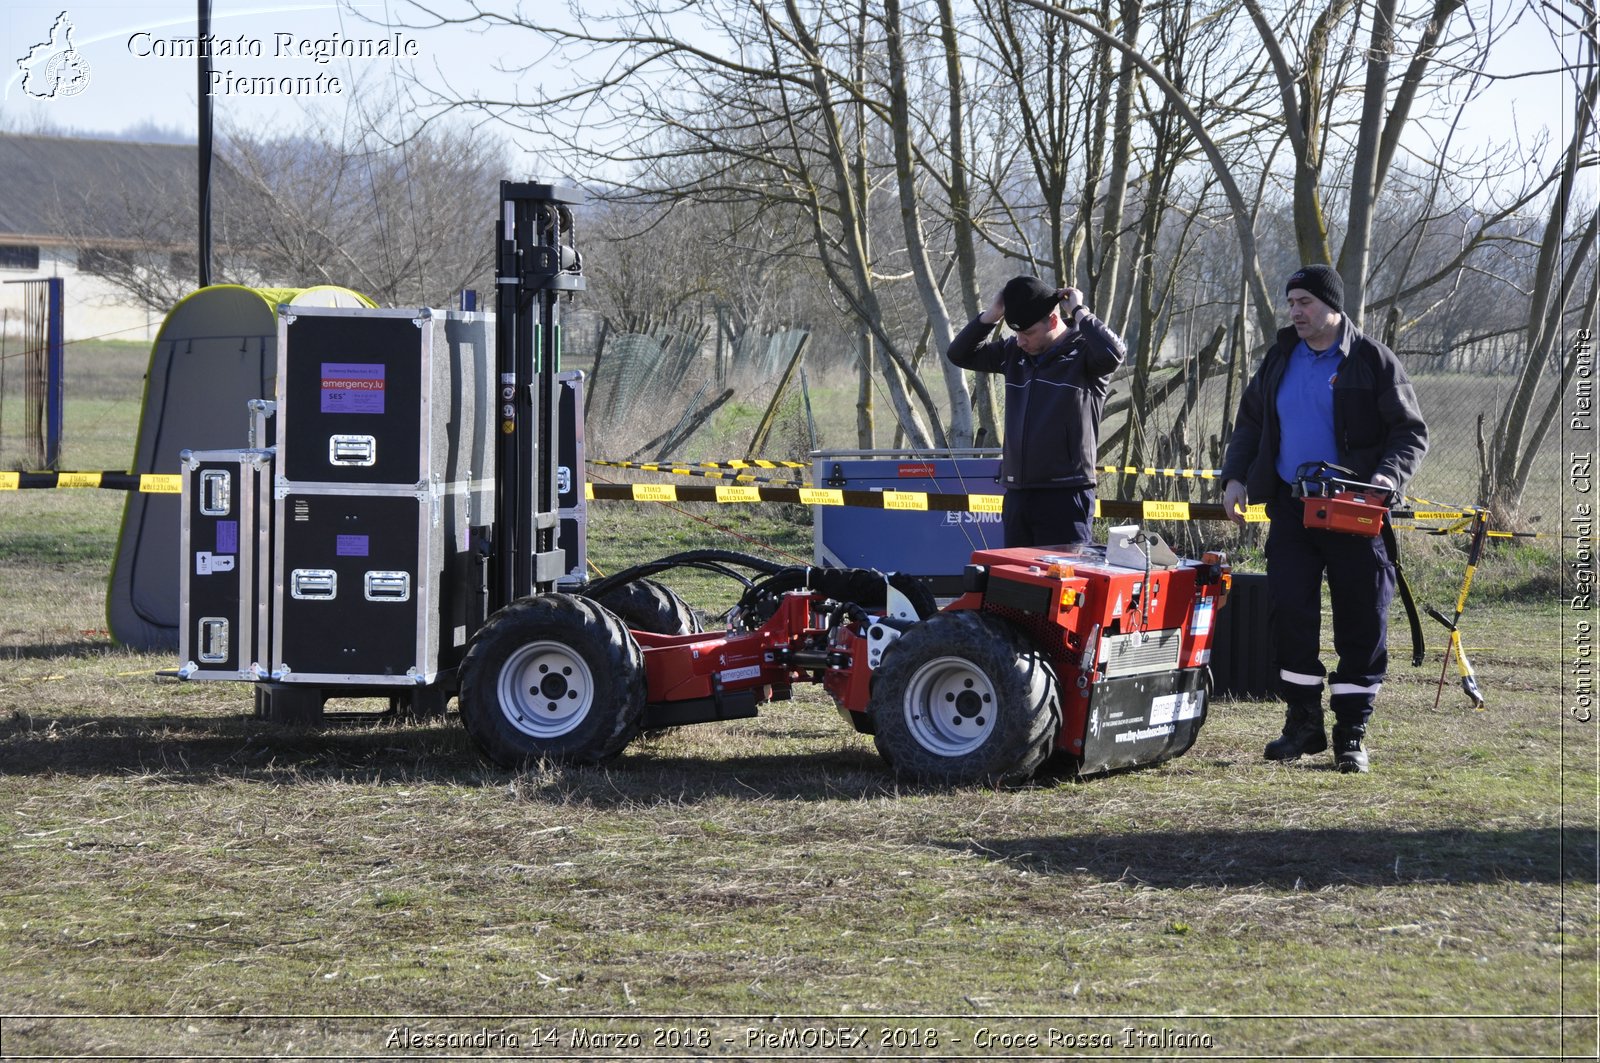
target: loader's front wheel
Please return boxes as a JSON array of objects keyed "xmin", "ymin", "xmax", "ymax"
[
  {"xmin": 459, "ymin": 593, "xmax": 645, "ymax": 768},
  {"xmin": 592, "ymin": 576, "xmax": 702, "ymax": 635},
  {"xmin": 869, "ymin": 610, "xmax": 1061, "ymax": 786}
]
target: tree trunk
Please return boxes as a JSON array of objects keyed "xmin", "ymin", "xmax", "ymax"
[
  {"xmin": 885, "ymin": 0, "xmax": 972, "ymax": 445},
  {"xmin": 1338, "ymin": 0, "xmax": 1396, "ymax": 319}
]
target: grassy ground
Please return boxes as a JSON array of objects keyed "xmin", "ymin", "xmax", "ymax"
[{"xmin": 0, "ymin": 340, "xmax": 1593, "ymax": 1059}]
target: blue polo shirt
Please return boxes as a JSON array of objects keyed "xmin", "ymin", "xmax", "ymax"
[{"xmin": 1274, "ymin": 339, "xmax": 1342, "ymax": 484}]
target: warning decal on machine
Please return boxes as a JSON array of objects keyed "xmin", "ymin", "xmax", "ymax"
[{"xmin": 321, "ymin": 362, "xmax": 386, "ymax": 414}]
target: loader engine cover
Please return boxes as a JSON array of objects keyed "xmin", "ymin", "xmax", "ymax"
[{"xmin": 959, "ymin": 539, "xmax": 1227, "ymax": 775}]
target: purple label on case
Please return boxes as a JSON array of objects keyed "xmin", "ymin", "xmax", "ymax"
[
  {"xmin": 321, "ymin": 362, "xmax": 385, "ymax": 414},
  {"xmin": 336, "ymin": 534, "xmax": 370, "ymax": 557},
  {"xmin": 215, "ymin": 520, "xmax": 237, "ymax": 555}
]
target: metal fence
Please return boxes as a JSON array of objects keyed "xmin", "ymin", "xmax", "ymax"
[{"xmin": 0, "ymin": 278, "xmax": 64, "ymax": 471}]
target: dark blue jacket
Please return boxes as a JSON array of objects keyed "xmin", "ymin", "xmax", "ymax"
[
  {"xmin": 946, "ymin": 312, "xmax": 1125, "ymax": 489},
  {"xmin": 1220, "ymin": 319, "xmax": 1428, "ymax": 502}
]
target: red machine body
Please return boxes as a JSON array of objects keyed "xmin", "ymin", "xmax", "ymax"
[
  {"xmin": 936, "ymin": 541, "xmax": 1229, "ymax": 774},
  {"xmin": 623, "ymin": 537, "xmax": 1230, "ymax": 777}
]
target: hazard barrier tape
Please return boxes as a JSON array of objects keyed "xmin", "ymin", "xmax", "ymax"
[
  {"xmin": 1097, "ymin": 464, "xmax": 1220, "ymax": 479},
  {"xmin": 581, "ymin": 480, "xmax": 1256, "ymax": 522},
  {"xmin": 628, "ymin": 456, "xmax": 1226, "ymax": 479},
  {"xmin": 579, "ymin": 482, "xmax": 1547, "ymax": 539},
  {"xmin": 0, "ymin": 468, "xmax": 1551, "ymax": 539},
  {"xmin": 595, "ymin": 458, "xmax": 810, "ymax": 472},
  {"xmin": 589, "ymin": 461, "xmax": 802, "ymax": 485},
  {"xmin": 0, "ymin": 471, "xmax": 182, "ymax": 493}
]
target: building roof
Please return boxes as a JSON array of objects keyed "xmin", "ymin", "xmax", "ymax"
[{"xmin": 0, "ymin": 133, "xmax": 200, "ymax": 245}]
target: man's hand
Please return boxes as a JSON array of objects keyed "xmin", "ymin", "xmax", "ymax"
[
  {"xmin": 1058, "ymin": 286, "xmax": 1084, "ymax": 319},
  {"xmin": 1370, "ymin": 472, "xmax": 1396, "ymax": 504},
  {"xmin": 1222, "ymin": 479, "xmax": 1249, "ymax": 528},
  {"xmin": 980, "ymin": 291, "xmax": 1006, "ymax": 325}
]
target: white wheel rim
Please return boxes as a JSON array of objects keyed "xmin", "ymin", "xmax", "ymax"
[
  {"xmin": 496, "ymin": 640, "xmax": 596, "ymax": 739},
  {"xmin": 903, "ymin": 655, "xmax": 998, "ymax": 756}
]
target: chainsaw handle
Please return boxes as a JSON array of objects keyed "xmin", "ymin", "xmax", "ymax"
[{"xmin": 1292, "ymin": 461, "xmax": 1396, "ymax": 506}]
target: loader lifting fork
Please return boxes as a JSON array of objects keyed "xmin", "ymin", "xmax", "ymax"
[{"xmin": 490, "ymin": 181, "xmax": 585, "ymax": 608}]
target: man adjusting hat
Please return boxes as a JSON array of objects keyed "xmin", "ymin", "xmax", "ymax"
[{"xmin": 946, "ymin": 276, "xmax": 1127, "ymax": 547}]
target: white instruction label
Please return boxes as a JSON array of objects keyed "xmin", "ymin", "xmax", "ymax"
[{"xmin": 1149, "ymin": 690, "xmax": 1202, "ymax": 725}]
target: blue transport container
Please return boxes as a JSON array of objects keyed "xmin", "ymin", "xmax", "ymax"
[{"xmin": 811, "ymin": 449, "xmax": 1003, "ymax": 595}]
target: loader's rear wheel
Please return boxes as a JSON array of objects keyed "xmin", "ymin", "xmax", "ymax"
[
  {"xmin": 592, "ymin": 577, "xmax": 702, "ymax": 635},
  {"xmin": 459, "ymin": 593, "xmax": 645, "ymax": 768},
  {"xmin": 869, "ymin": 610, "xmax": 1061, "ymax": 786}
]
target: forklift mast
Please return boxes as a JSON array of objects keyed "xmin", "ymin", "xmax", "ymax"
[{"xmin": 492, "ymin": 182, "xmax": 585, "ymax": 613}]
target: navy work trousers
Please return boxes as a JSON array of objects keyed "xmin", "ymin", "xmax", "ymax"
[
  {"xmin": 1003, "ymin": 486, "xmax": 1095, "ymax": 547},
  {"xmin": 1265, "ymin": 488, "xmax": 1395, "ymax": 720}
]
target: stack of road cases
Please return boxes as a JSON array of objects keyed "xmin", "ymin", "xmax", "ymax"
[
  {"xmin": 178, "ymin": 447, "xmax": 274, "ymax": 681},
  {"xmin": 268, "ymin": 305, "xmax": 495, "ymax": 690}
]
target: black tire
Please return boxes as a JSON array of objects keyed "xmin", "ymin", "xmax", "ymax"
[
  {"xmin": 458, "ymin": 593, "xmax": 646, "ymax": 768},
  {"xmin": 868, "ymin": 610, "xmax": 1062, "ymax": 786},
  {"xmin": 591, "ymin": 577, "xmax": 702, "ymax": 635}
]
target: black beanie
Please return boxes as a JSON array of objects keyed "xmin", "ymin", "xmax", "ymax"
[
  {"xmin": 1285, "ymin": 264, "xmax": 1344, "ymax": 314},
  {"xmin": 1002, "ymin": 276, "xmax": 1060, "ymax": 331}
]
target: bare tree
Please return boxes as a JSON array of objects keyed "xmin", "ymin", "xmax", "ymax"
[
  {"xmin": 60, "ymin": 110, "xmax": 505, "ymax": 311},
  {"xmin": 224, "ymin": 115, "xmax": 503, "ymax": 306},
  {"xmin": 1483, "ymin": 4, "xmax": 1600, "ymax": 521}
]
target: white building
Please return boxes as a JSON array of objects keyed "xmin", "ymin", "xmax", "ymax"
[{"xmin": 0, "ymin": 133, "xmax": 206, "ymax": 343}]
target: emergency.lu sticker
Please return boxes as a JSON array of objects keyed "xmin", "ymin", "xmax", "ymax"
[
  {"xmin": 1189, "ymin": 600, "xmax": 1214, "ymax": 636},
  {"xmin": 1148, "ymin": 690, "xmax": 1202, "ymax": 726},
  {"xmin": 321, "ymin": 362, "xmax": 386, "ymax": 414}
]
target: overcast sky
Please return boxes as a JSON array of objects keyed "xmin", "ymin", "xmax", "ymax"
[{"xmin": 0, "ymin": 0, "xmax": 1582, "ymax": 175}]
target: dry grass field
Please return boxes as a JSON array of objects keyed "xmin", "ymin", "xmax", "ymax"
[{"xmin": 0, "ymin": 338, "xmax": 1592, "ymax": 1059}]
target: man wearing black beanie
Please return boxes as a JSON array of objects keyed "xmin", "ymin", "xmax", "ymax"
[
  {"xmin": 946, "ymin": 275, "xmax": 1126, "ymax": 547},
  {"xmin": 1219, "ymin": 265, "xmax": 1428, "ymax": 774}
]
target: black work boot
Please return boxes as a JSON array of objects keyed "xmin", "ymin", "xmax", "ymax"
[
  {"xmin": 1330, "ymin": 690, "xmax": 1375, "ymax": 773},
  {"xmin": 1264, "ymin": 700, "xmax": 1328, "ymax": 761},
  {"xmin": 1333, "ymin": 723, "xmax": 1369, "ymax": 773}
]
